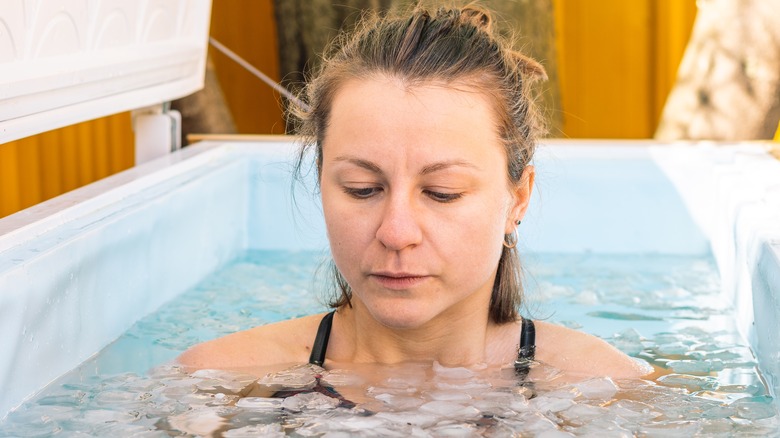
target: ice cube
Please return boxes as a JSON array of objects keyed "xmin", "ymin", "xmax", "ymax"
[
  {"xmin": 423, "ymin": 390, "xmax": 472, "ymax": 402},
  {"xmin": 657, "ymin": 374, "xmax": 719, "ymax": 391},
  {"xmin": 235, "ymin": 397, "xmax": 284, "ymax": 410},
  {"xmin": 529, "ymin": 395, "xmax": 575, "ymax": 413},
  {"xmin": 374, "ymin": 393, "xmax": 424, "ymax": 410},
  {"xmin": 419, "ymin": 401, "xmax": 481, "ymax": 420},
  {"xmin": 427, "ymin": 422, "xmax": 479, "ymax": 437},
  {"xmin": 282, "ymin": 392, "xmax": 340, "ymax": 412},
  {"xmin": 732, "ymin": 396, "xmax": 778, "ymax": 420},
  {"xmin": 559, "ymin": 403, "xmax": 609, "ymax": 426},
  {"xmin": 222, "ymin": 423, "xmax": 285, "ymax": 437},
  {"xmin": 375, "ymin": 411, "xmax": 439, "ymax": 428},
  {"xmin": 572, "ymin": 377, "xmax": 618, "ymax": 400},
  {"xmin": 167, "ymin": 407, "xmax": 228, "ymax": 436}
]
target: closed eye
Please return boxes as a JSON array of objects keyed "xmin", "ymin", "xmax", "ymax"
[
  {"xmin": 343, "ymin": 186, "xmax": 382, "ymax": 199},
  {"xmin": 424, "ymin": 190, "xmax": 463, "ymax": 203}
]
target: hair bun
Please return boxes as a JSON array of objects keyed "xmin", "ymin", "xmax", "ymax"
[
  {"xmin": 460, "ymin": 6, "xmax": 492, "ymax": 32},
  {"xmin": 511, "ymin": 50, "xmax": 548, "ymax": 82}
]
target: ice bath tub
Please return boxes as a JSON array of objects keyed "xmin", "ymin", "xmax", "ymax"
[{"xmin": 0, "ymin": 137, "xmax": 779, "ymax": 418}]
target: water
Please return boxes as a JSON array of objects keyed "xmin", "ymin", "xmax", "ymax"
[{"xmin": 1, "ymin": 250, "xmax": 777, "ymax": 436}]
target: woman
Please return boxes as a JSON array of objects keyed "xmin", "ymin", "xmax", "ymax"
[{"xmin": 179, "ymin": 5, "xmax": 650, "ymax": 381}]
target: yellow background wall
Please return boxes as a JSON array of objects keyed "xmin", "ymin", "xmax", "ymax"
[
  {"xmin": 554, "ymin": 0, "xmax": 696, "ymax": 138},
  {"xmin": 0, "ymin": 1, "xmax": 697, "ymax": 218},
  {"xmin": 0, "ymin": 114, "xmax": 135, "ymax": 218}
]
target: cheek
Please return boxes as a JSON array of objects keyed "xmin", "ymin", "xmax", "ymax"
[
  {"xmin": 437, "ymin": 198, "xmax": 508, "ymax": 267},
  {"xmin": 321, "ymin": 192, "xmax": 372, "ymax": 266}
]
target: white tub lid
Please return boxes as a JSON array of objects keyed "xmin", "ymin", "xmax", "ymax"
[{"xmin": 0, "ymin": 0, "xmax": 212, "ymax": 143}]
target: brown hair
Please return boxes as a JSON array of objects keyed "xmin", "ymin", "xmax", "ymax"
[{"xmin": 292, "ymin": 3, "xmax": 546, "ymax": 324}]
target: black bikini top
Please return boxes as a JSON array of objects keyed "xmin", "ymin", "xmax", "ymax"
[{"xmin": 308, "ymin": 311, "xmax": 537, "ymax": 374}]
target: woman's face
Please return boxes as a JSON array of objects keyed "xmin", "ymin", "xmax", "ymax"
[{"xmin": 320, "ymin": 75, "xmax": 534, "ymax": 329}]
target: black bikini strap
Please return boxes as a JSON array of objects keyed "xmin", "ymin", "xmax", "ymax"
[
  {"xmin": 515, "ymin": 318, "xmax": 536, "ymax": 374},
  {"xmin": 309, "ymin": 311, "xmax": 335, "ymax": 366}
]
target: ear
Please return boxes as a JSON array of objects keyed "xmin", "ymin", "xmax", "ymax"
[{"xmin": 505, "ymin": 165, "xmax": 535, "ymax": 234}]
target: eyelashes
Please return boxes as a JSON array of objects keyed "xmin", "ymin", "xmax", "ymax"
[
  {"xmin": 342, "ymin": 186, "xmax": 379, "ymax": 199},
  {"xmin": 342, "ymin": 186, "xmax": 463, "ymax": 203}
]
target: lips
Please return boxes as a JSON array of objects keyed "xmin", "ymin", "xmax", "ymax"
[{"xmin": 369, "ymin": 272, "xmax": 430, "ymax": 290}]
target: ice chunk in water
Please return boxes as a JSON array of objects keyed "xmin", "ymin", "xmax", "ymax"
[
  {"xmin": 611, "ymin": 328, "xmax": 645, "ymax": 355},
  {"xmin": 427, "ymin": 422, "xmax": 479, "ymax": 437},
  {"xmin": 223, "ymin": 423, "xmax": 285, "ymax": 437},
  {"xmin": 732, "ymin": 396, "xmax": 778, "ymax": 420},
  {"xmin": 572, "ymin": 377, "xmax": 618, "ymax": 400},
  {"xmin": 529, "ymin": 394, "xmax": 575, "ymax": 413},
  {"xmin": 246, "ymin": 363, "xmax": 323, "ymax": 397},
  {"xmin": 573, "ymin": 289, "xmax": 599, "ymax": 306},
  {"xmin": 700, "ymin": 404, "xmax": 736, "ymax": 419},
  {"xmin": 424, "ymin": 390, "xmax": 472, "ymax": 402},
  {"xmin": 432, "ymin": 361, "xmax": 483, "ymax": 378},
  {"xmin": 559, "ymin": 403, "xmax": 609, "ymax": 426},
  {"xmin": 656, "ymin": 341, "xmax": 691, "ymax": 355},
  {"xmin": 374, "ymin": 393, "xmax": 424, "ymax": 410},
  {"xmin": 191, "ymin": 369, "xmax": 257, "ymax": 394},
  {"xmin": 434, "ymin": 379, "xmax": 492, "ymax": 391},
  {"xmin": 639, "ymin": 420, "xmax": 702, "ymax": 437},
  {"xmin": 375, "ymin": 411, "xmax": 439, "ymax": 428},
  {"xmin": 419, "ymin": 401, "xmax": 481, "ymax": 420},
  {"xmin": 281, "ymin": 392, "xmax": 340, "ymax": 412},
  {"xmin": 657, "ymin": 374, "xmax": 719, "ymax": 391},
  {"xmin": 235, "ymin": 397, "xmax": 284, "ymax": 410},
  {"xmin": 606, "ymin": 399, "xmax": 661, "ymax": 422},
  {"xmin": 667, "ymin": 359, "xmax": 724, "ymax": 374},
  {"xmin": 320, "ymin": 368, "xmax": 364, "ymax": 388},
  {"xmin": 167, "ymin": 407, "xmax": 227, "ymax": 436}
]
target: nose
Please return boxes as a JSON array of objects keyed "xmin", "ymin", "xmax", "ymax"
[{"xmin": 375, "ymin": 194, "xmax": 423, "ymax": 251}]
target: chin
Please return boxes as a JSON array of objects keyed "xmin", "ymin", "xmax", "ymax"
[{"xmin": 366, "ymin": 303, "xmax": 437, "ymax": 330}]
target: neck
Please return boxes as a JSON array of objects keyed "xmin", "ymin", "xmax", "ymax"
[{"xmin": 332, "ymin": 299, "xmax": 497, "ymax": 366}]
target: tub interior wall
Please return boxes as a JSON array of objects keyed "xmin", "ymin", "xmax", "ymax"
[{"xmin": 1, "ymin": 139, "xmax": 778, "ymax": 417}]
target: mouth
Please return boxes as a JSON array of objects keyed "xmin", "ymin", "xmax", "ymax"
[{"xmin": 369, "ymin": 272, "xmax": 430, "ymax": 290}]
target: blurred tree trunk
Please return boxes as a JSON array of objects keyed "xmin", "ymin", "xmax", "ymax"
[
  {"xmin": 273, "ymin": 0, "xmax": 394, "ymax": 131},
  {"xmin": 656, "ymin": 0, "xmax": 780, "ymax": 140},
  {"xmin": 273, "ymin": 0, "xmax": 561, "ymax": 135}
]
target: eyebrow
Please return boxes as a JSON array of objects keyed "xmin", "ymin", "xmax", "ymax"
[{"xmin": 333, "ymin": 155, "xmax": 478, "ymax": 175}]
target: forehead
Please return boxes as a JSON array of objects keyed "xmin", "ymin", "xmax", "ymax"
[{"xmin": 324, "ymin": 75, "xmax": 504, "ymax": 162}]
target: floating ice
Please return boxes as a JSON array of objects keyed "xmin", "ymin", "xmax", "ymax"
[
  {"xmin": 657, "ymin": 374, "xmax": 719, "ymax": 391},
  {"xmin": 529, "ymin": 394, "xmax": 575, "ymax": 413},
  {"xmin": 573, "ymin": 289, "xmax": 599, "ymax": 306},
  {"xmin": 320, "ymin": 368, "xmax": 364, "ymax": 388},
  {"xmin": 558, "ymin": 403, "xmax": 608, "ymax": 426},
  {"xmin": 375, "ymin": 411, "xmax": 440, "ymax": 428},
  {"xmin": 423, "ymin": 390, "xmax": 472, "ymax": 402},
  {"xmin": 4, "ymin": 251, "xmax": 778, "ymax": 436},
  {"xmin": 432, "ymin": 361, "xmax": 480, "ymax": 379},
  {"xmin": 248, "ymin": 363, "xmax": 323, "ymax": 397},
  {"xmin": 732, "ymin": 396, "xmax": 778, "ymax": 420},
  {"xmin": 223, "ymin": 423, "xmax": 285, "ymax": 437},
  {"xmin": 639, "ymin": 420, "xmax": 702, "ymax": 437},
  {"xmin": 167, "ymin": 407, "xmax": 227, "ymax": 436},
  {"xmin": 667, "ymin": 359, "xmax": 724, "ymax": 373},
  {"xmin": 426, "ymin": 422, "xmax": 480, "ymax": 437},
  {"xmin": 572, "ymin": 377, "xmax": 618, "ymax": 400},
  {"xmin": 611, "ymin": 328, "xmax": 645, "ymax": 355},
  {"xmin": 374, "ymin": 392, "xmax": 424, "ymax": 410},
  {"xmin": 281, "ymin": 392, "xmax": 340, "ymax": 412},
  {"xmin": 419, "ymin": 401, "xmax": 481, "ymax": 420},
  {"xmin": 235, "ymin": 397, "xmax": 284, "ymax": 410}
]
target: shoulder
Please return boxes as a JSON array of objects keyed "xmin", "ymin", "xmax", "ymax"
[
  {"xmin": 533, "ymin": 320, "xmax": 651, "ymax": 379},
  {"xmin": 177, "ymin": 313, "xmax": 328, "ymax": 372}
]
